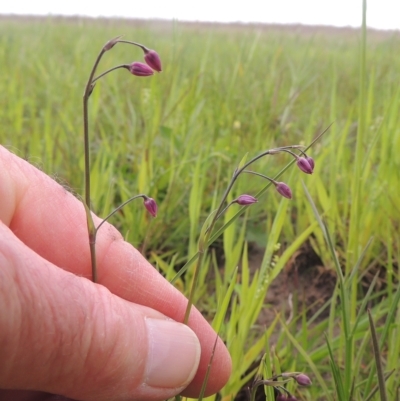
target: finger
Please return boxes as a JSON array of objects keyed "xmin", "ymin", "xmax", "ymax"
[
  {"xmin": 0, "ymin": 390, "xmax": 48, "ymax": 401},
  {"xmin": 0, "ymin": 390, "xmax": 56, "ymax": 401},
  {"xmin": 0, "ymin": 146, "xmax": 232, "ymax": 396},
  {"xmin": 0, "ymin": 223, "xmax": 201, "ymax": 401}
]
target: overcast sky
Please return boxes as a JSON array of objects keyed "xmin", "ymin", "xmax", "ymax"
[{"xmin": 1, "ymin": 0, "xmax": 399, "ymax": 31}]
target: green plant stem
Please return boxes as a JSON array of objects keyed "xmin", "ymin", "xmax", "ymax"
[
  {"xmin": 344, "ymin": 1, "xmax": 367, "ymax": 395},
  {"xmin": 368, "ymin": 309, "xmax": 388, "ymax": 401}
]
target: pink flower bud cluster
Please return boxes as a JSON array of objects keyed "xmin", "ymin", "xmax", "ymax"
[{"xmin": 130, "ymin": 48, "xmax": 162, "ymax": 77}]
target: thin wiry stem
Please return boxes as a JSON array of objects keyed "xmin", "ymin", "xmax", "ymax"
[
  {"xmin": 82, "ymin": 46, "xmax": 107, "ymax": 283},
  {"xmin": 82, "ymin": 37, "xmax": 151, "ymax": 283},
  {"xmin": 95, "ymin": 195, "xmax": 146, "ymax": 234},
  {"xmin": 92, "ymin": 64, "xmax": 130, "ymax": 84},
  {"xmin": 183, "ymin": 145, "xmax": 304, "ymax": 323}
]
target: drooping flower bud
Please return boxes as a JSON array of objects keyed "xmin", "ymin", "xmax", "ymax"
[
  {"xmin": 143, "ymin": 197, "xmax": 158, "ymax": 217},
  {"xmin": 144, "ymin": 49, "xmax": 162, "ymax": 72},
  {"xmin": 276, "ymin": 394, "xmax": 288, "ymax": 401},
  {"xmin": 235, "ymin": 194, "xmax": 258, "ymax": 205},
  {"xmin": 103, "ymin": 35, "xmax": 122, "ymax": 51},
  {"xmin": 129, "ymin": 62, "xmax": 154, "ymax": 77},
  {"xmin": 295, "ymin": 373, "xmax": 312, "ymax": 386},
  {"xmin": 275, "ymin": 182, "xmax": 292, "ymax": 199},
  {"xmin": 296, "ymin": 157, "xmax": 313, "ymax": 174},
  {"xmin": 305, "ymin": 156, "xmax": 315, "ymax": 172}
]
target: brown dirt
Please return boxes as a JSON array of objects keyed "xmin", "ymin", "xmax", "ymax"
[
  {"xmin": 249, "ymin": 241, "xmax": 337, "ymax": 327},
  {"xmin": 233, "ymin": 241, "xmax": 337, "ymax": 401}
]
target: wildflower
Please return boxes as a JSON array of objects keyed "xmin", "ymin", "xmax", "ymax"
[
  {"xmin": 144, "ymin": 49, "xmax": 162, "ymax": 72},
  {"xmin": 143, "ymin": 197, "xmax": 158, "ymax": 217},
  {"xmin": 274, "ymin": 182, "xmax": 292, "ymax": 199},
  {"xmin": 296, "ymin": 157, "xmax": 313, "ymax": 174},
  {"xmin": 234, "ymin": 194, "xmax": 258, "ymax": 205},
  {"xmin": 129, "ymin": 62, "xmax": 154, "ymax": 77},
  {"xmin": 295, "ymin": 373, "xmax": 312, "ymax": 386}
]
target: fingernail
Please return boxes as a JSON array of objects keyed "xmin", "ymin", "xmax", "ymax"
[{"xmin": 145, "ymin": 318, "xmax": 201, "ymax": 388}]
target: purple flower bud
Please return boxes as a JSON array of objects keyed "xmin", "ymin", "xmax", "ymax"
[
  {"xmin": 275, "ymin": 182, "xmax": 292, "ymax": 199},
  {"xmin": 296, "ymin": 157, "xmax": 313, "ymax": 174},
  {"xmin": 295, "ymin": 373, "xmax": 312, "ymax": 386},
  {"xmin": 143, "ymin": 197, "xmax": 158, "ymax": 217},
  {"xmin": 276, "ymin": 394, "xmax": 288, "ymax": 401},
  {"xmin": 144, "ymin": 49, "xmax": 162, "ymax": 72},
  {"xmin": 306, "ymin": 156, "xmax": 315, "ymax": 172},
  {"xmin": 129, "ymin": 62, "xmax": 154, "ymax": 77},
  {"xmin": 235, "ymin": 194, "xmax": 258, "ymax": 205}
]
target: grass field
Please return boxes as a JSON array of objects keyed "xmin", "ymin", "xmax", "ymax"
[{"xmin": 1, "ymin": 13, "xmax": 399, "ymax": 401}]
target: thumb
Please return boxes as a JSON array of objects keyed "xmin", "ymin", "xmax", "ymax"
[{"xmin": 0, "ymin": 223, "xmax": 201, "ymax": 401}]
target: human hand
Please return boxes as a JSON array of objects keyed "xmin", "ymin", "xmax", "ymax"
[{"xmin": 0, "ymin": 146, "xmax": 231, "ymax": 401}]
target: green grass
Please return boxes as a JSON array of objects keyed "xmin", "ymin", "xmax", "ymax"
[{"xmin": 1, "ymin": 13, "xmax": 399, "ymax": 400}]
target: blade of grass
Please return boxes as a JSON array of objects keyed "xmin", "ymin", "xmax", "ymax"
[{"xmin": 367, "ymin": 309, "xmax": 388, "ymax": 401}]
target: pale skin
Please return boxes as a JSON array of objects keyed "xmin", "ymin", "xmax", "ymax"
[{"xmin": 0, "ymin": 146, "xmax": 232, "ymax": 401}]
